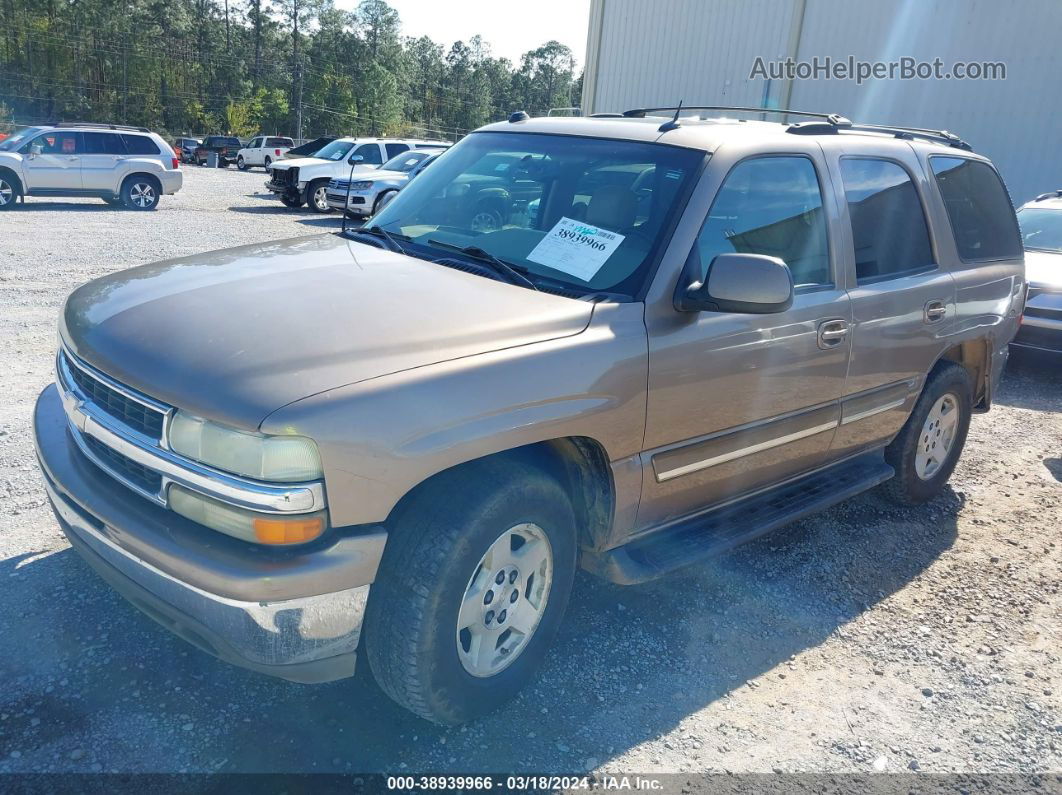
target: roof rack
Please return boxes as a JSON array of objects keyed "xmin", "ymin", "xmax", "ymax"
[
  {"xmin": 55, "ymin": 122, "xmax": 151, "ymax": 133},
  {"xmin": 622, "ymin": 105, "xmax": 851, "ymax": 125},
  {"xmin": 787, "ymin": 118, "xmax": 972, "ymax": 151},
  {"xmin": 1033, "ymin": 189, "xmax": 1062, "ymax": 202}
]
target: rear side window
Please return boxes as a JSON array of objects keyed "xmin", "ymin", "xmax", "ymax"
[
  {"xmin": 120, "ymin": 134, "xmax": 161, "ymax": 155},
  {"xmin": 385, "ymin": 143, "xmax": 410, "ymax": 159},
  {"xmin": 84, "ymin": 132, "xmax": 126, "ymax": 155},
  {"xmin": 694, "ymin": 155, "xmax": 832, "ymax": 287},
  {"xmin": 930, "ymin": 157, "xmax": 1022, "ymax": 261},
  {"xmin": 839, "ymin": 158, "xmax": 935, "ymax": 281}
]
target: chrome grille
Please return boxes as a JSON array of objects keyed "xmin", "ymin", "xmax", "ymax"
[
  {"xmin": 60, "ymin": 351, "xmax": 166, "ymax": 441},
  {"xmin": 83, "ymin": 435, "xmax": 163, "ymax": 495}
]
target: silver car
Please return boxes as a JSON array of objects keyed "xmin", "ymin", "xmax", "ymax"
[
  {"xmin": 326, "ymin": 148, "xmax": 444, "ymax": 216},
  {"xmin": 1014, "ymin": 191, "xmax": 1062, "ymax": 354}
]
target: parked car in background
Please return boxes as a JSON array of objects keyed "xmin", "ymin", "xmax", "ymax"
[
  {"xmin": 173, "ymin": 137, "xmax": 201, "ymax": 164},
  {"xmin": 265, "ymin": 136, "xmax": 450, "ymax": 212},
  {"xmin": 0, "ymin": 122, "xmax": 182, "ymax": 210},
  {"xmin": 236, "ymin": 136, "xmax": 293, "ymax": 171},
  {"xmin": 194, "ymin": 135, "xmax": 242, "ymax": 167},
  {"xmin": 35, "ymin": 111, "xmax": 1022, "ymax": 726},
  {"xmin": 1014, "ymin": 190, "xmax": 1062, "ymax": 354},
  {"xmin": 326, "ymin": 148, "xmax": 444, "ymax": 216},
  {"xmin": 281, "ymin": 136, "xmax": 336, "ymax": 160}
]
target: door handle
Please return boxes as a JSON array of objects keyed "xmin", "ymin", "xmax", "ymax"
[
  {"xmin": 67, "ymin": 156, "xmax": 79, "ymax": 161},
  {"xmin": 924, "ymin": 300, "xmax": 947, "ymax": 323},
  {"xmin": 817, "ymin": 319, "xmax": 849, "ymax": 349}
]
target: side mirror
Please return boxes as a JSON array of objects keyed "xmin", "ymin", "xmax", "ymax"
[
  {"xmin": 677, "ymin": 253, "xmax": 794, "ymax": 314},
  {"xmin": 347, "ymin": 154, "xmax": 364, "ymax": 165},
  {"xmin": 29, "ymin": 143, "xmax": 43, "ymax": 158}
]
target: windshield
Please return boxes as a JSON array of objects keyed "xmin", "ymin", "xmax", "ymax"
[
  {"xmin": 367, "ymin": 131, "xmax": 704, "ymax": 296},
  {"xmin": 380, "ymin": 150, "xmax": 435, "ymax": 173},
  {"xmin": 314, "ymin": 139, "xmax": 355, "ymax": 161},
  {"xmin": 0, "ymin": 126, "xmax": 49, "ymax": 151},
  {"xmin": 1017, "ymin": 207, "xmax": 1062, "ymax": 253}
]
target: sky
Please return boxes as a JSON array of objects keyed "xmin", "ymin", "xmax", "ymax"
[{"xmin": 335, "ymin": 0, "xmax": 591, "ymax": 67}]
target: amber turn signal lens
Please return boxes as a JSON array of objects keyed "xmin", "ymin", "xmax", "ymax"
[{"xmin": 253, "ymin": 516, "xmax": 325, "ymax": 545}]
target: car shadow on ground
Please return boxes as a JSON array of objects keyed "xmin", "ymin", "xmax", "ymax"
[
  {"xmin": 9, "ymin": 200, "xmax": 118, "ymax": 212},
  {"xmin": 995, "ymin": 348, "xmax": 1062, "ymax": 412},
  {"xmin": 0, "ymin": 485, "xmax": 960, "ymax": 773}
]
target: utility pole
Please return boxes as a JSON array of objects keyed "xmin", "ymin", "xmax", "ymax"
[{"xmin": 294, "ymin": 60, "xmax": 303, "ymax": 141}]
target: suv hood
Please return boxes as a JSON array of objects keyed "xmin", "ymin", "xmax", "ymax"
[
  {"xmin": 270, "ymin": 157, "xmax": 330, "ymax": 170},
  {"xmin": 1025, "ymin": 248, "xmax": 1062, "ymax": 288},
  {"xmin": 61, "ymin": 234, "xmax": 594, "ymax": 430}
]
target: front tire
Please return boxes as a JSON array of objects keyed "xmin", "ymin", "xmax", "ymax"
[
  {"xmin": 882, "ymin": 362, "xmax": 973, "ymax": 504},
  {"xmin": 305, "ymin": 179, "xmax": 332, "ymax": 213},
  {"xmin": 364, "ymin": 461, "xmax": 577, "ymax": 725},
  {"xmin": 121, "ymin": 176, "xmax": 161, "ymax": 211},
  {"xmin": 0, "ymin": 173, "xmax": 20, "ymax": 210}
]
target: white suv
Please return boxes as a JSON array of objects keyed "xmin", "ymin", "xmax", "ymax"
[
  {"xmin": 0, "ymin": 123, "xmax": 182, "ymax": 211},
  {"xmin": 264, "ymin": 136, "xmax": 450, "ymax": 213},
  {"xmin": 236, "ymin": 136, "xmax": 294, "ymax": 171}
]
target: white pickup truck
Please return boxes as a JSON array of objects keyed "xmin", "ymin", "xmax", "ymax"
[
  {"xmin": 236, "ymin": 136, "xmax": 294, "ymax": 171},
  {"xmin": 264, "ymin": 136, "xmax": 450, "ymax": 212}
]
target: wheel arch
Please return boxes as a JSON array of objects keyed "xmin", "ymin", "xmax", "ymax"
[
  {"xmin": 122, "ymin": 171, "xmax": 162, "ymax": 191},
  {"xmin": 932, "ymin": 337, "xmax": 992, "ymax": 410},
  {"xmin": 0, "ymin": 165, "xmax": 24, "ymax": 195},
  {"xmin": 385, "ymin": 436, "xmax": 616, "ymax": 553}
]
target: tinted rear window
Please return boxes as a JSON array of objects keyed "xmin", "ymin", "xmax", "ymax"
[
  {"xmin": 267, "ymin": 138, "xmax": 293, "ymax": 147},
  {"xmin": 120, "ymin": 134, "xmax": 161, "ymax": 155},
  {"xmin": 930, "ymin": 157, "xmax": 1022, "ymax": 261}
]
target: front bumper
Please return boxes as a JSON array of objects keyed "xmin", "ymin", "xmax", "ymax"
[
  {"xmin": 265, "ymin": 176, "xmax": 303, "ymax": 197},
  {"xmin": 325, "ymin": 191, "xmax": 371, "ymax": 214},
  {"xmin": 34, "ymin": 384, "xmax": 387, "ymax": 683}
]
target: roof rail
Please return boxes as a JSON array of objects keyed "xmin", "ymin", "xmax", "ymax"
[
  {"xmin": 1033, "ymin": 189, "xmax": 1062, "ymax": 202},
  {"xmin": 55, "ymin": 122, "xmax": 152, "ymax": 133},
  {"xmin": 787, "ymin": 118, "xmax": 972, "ymax": 151},
  {"xmin": 621, "ymin": 105, "xmax": 851, "ymax": 125}
]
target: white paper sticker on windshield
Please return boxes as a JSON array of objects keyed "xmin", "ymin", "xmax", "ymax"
[{"xmin": 526, "ymin": 217, "xmax": 625, "ymax": 282}]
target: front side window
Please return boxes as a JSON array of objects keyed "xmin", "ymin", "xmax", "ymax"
[
  {"xmin": 354, "ymin": 143, "xmax": 383, "ymax": 165},
  {"xmin": 840, "ymin": 158, "xmax": 935, "ymax": 281},
  {"xmin": 250, "ymin": 138, "xmax": 262, "ymax": 148},
  {"xmin": 25, "ymin": 131, "xmax": 81, "ymax": 154},
  {"xmin": 1017, "ymin": 207, "xmax": 1062, "ymax": 253},
  {"xmin": 368, "ymin": 131, "xmax": 703, "ymax": 297},
  {"xmin": 693, "ymin": 155, "xmax": 831, "ymax": 287},
  {"xmin": 931, "ymin": 156, "xmax": 1022, "ymax": 261},
  {"xmin": 0, "ymin": 126, "xmax": 48, "ymax": 151}
]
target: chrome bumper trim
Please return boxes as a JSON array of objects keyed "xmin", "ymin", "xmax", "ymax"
[
  {"xmin": 56, "ymin": 350, "xmax": 325, "ymax": 514},
  {"xmin": 1022, "ymin": 315, "xmax": 1062, "ymax": 331}
]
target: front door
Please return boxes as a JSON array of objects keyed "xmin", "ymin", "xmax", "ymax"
[
  {"xmin": 22, "ymin": 130, "xmax": 83, "ymax": 190},
  {"xmin": 639, "ymin": 149, "xmax": 852, "ymax": 529}
]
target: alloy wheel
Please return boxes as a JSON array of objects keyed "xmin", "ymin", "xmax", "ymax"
[
  {"xmin": 456, "ymin": 522, "xmax": 553, "ymax": 677},
  {"xmin": 915, "ymin": 393, "xmax": 959, "ymax": 480},
  {"xmin": 129, "ymin": 182, "xmax": 156, "ymax": 209},
  {"xmin": 0, "ymin": 178, "xmax": 13, "ymax": 206}
]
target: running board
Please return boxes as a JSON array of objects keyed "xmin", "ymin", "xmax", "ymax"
[{"xmin": 583, "ymin": 453, "xmax": 894, "ymax": 585}]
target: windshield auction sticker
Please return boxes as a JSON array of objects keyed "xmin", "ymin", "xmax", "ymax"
[{"xmin": 527, "ymin": 217, "xmax": 625, "ymax": 282}]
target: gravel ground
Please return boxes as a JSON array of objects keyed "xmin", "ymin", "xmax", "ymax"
[{"xmin": 0, "ymin": 166, "xmax": 1060, "ymax": 777}]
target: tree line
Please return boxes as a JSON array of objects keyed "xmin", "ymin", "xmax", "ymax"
[{"xmin": 0, "ymin": 0, "xmax": 582, "ymax": 141}]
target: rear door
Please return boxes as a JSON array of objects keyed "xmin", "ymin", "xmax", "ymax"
[
  {"xmin": 22, "ymin": 130, "xmax": 83, "ymax": 190},
  {"xmin": 639, "ymin": 144, "xmax": 853, "ymax": 528},
  {"xmin": 821, "ymin": 146, "xmax": 957, "ymax": 458},
  {"xmin": 81, "ymin": 132, "xmax": 127, "ymax": 192}
]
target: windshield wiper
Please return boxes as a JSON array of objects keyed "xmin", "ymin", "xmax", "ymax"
[
  {"xmin": 349, "ymin": 225, "xmax": 409, "ymax": 252},
  {"xmin": 426, "ymin": 239, "xmax": 539, "ymax": 291}
]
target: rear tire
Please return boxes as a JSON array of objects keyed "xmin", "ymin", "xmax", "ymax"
[
  {"xmin": 121, "ymin": 175, "xmax": 161, "ymax": 211},
  {"xmin": 236, "ymin": 156, "xmax": 247, "ymax": 171},
  {"xmin": 882, "ymin": 362, "xmax": 973, "ymax": 504},
  {"xmin": 264, "ymin": 156, "xmax": 272, "ymax": 169},
  {"xmin": 364, "ymin": 461, "xmax": 577, "ymax": 725}
]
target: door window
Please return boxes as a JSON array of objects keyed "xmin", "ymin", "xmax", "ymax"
[
  {"xmin": 385, "ymin": 143, "xmax": 410, "ymax": 159},
  {"xmin": 250, "ymin": 137, "xmax": 262, "ymax": 149},
  {"xmin": 25, "ymin": 131, "xmax": 81, "ymax": 154},
  {"xmin": 353, "ymin": 143, "xmax": 383, "ymax": 165},
  {"xmin": 839, "ymin": 158, "xmax": 935, "ymax": 281},
  {"xmin": 694, "ymin": 156, "xmax": 831, "ymax": 287},
  {"xmin": 930, "ymin": 156, "xmax": 1021, "ymax": 261},
  {"xmin": 83, "ymin": 132, "xmax": 127, "ymax": 155}
]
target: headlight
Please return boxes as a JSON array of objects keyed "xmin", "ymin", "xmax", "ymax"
[
  {"xmin": 168, "ymin": 411, "xmax": 323, "ymax": 482},
  {"xmin": 349, "ymin": 181, "xmax": 373, "ymax": 190}
]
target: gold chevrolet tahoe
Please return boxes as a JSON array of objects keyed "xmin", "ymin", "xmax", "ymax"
[{"xmin": 34, "ymin": 108, "xmax": 1025, "ymax": 724}]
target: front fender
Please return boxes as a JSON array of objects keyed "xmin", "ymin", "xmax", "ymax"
[{"xmin": 260, "ymin": 302, "xmax": 648, "ymax": 527}]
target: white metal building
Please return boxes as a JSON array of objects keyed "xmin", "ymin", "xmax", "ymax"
[{"xmin": 581, "ymin": 0, "xmax": 1062, "ymax": 204}]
